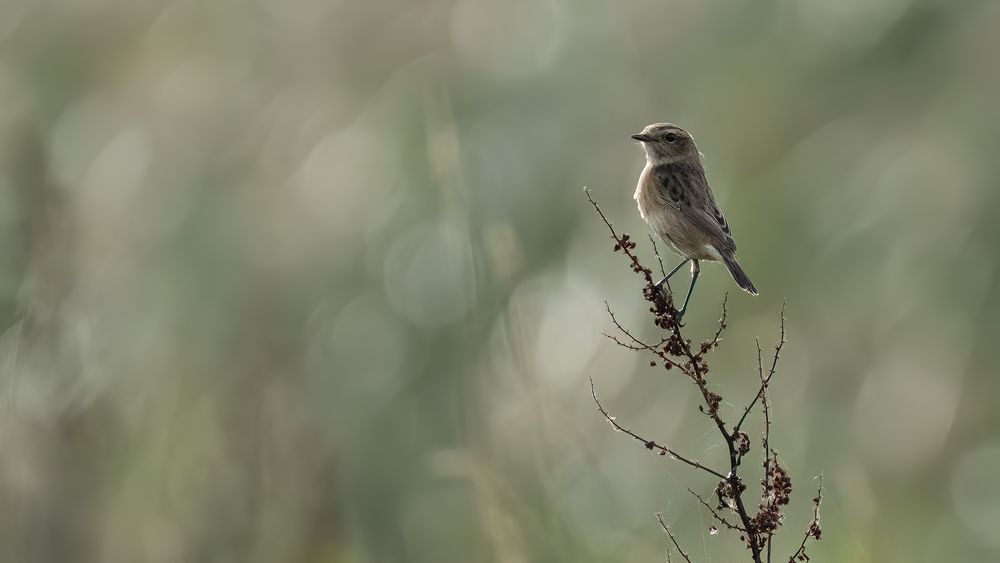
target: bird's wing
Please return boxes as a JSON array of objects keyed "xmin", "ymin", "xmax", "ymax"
[{"xmin": 651, "ymin": 162, "xmax": 737, "ymax": 253}]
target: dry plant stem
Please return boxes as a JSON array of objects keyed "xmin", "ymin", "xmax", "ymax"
[
  {"xmin": 584, "ymin": 188, "xmax": 822, "ymax": 562},
  {"xmin": 661, "ymin": 294, "xmax": 764, "ymax": 561},
  {"xmin": 585, "ymin": 188, "xmax": 765, "ymax": 561},
  {"xmin": 757, "ymin": 339, "xmax": 775, "ymax": 562},
  {"xmin": 590, "ymin": 378, "xmax": 727, "ymax": 481},
  {"xmin": 602, "ymin": 302, "xmax": 687, "ymax": 369},
  {"xmin": 734, "ymin": 302, "xmax": 787, "ymax": 435},
  {"xmin": 687, "ymin": 488, "xmax": 746, "ymax": 533},
  {"xmin": 657, "ymin": 513, "xmax": 693, "ymax": 563},
  {"xmin": 649, "ymin": 234, "xmax": 668, "ymax": 278},
  {"xmin": 788, "ymin": 477, "xmax": 824, "ymax": 563}
]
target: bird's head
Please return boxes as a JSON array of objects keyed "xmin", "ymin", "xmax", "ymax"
[{"xmin": 631, "ymin": 123, "xmax": 699, "ymax": 164}]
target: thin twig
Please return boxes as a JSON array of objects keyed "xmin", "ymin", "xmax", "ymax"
[
  {"xmin": 788, "ymin": 476, "xmax": 824, "ymax": 562},
  {"xmin": 649, "ymin": 234, "xmax": 668, "ymax": 278},
  {"xmin": 756, "ymin": 339, "xmax": 770, "ymax": 456},
  {"xmin": 584, "ymin": 187, "xmax": 659, "ymax": 290},
  {"xmin": 705, "ymin": 294, "xmax": 729, "ymax": 350},
  {"xmin": 687, "ymin": 488, "xmax": 746, "ymax": 533},
  {"xmin": 603, "ymin": 332, "xmax": 651, "ymax": 351},
  {"xmin": 584, "ymin": 187, "xmax": 621, "ymax": 239},
  {"xmin": 734, "ymin": 301, "xmax": 787, "ymax": 434},
  {"xmin": 757, "ymin": 338, "xmax": 775, "ymax": 563},
  {"xmin": 604, "ymin": 302, "xmax": 688, "ymax": 370},
  {"xmin": 604, "ymin": 302, "xmax": 656, "ymax": 351},
  {"xmin": 657, "ymin": 513, "xmax": 693, "ymax": 563},
  {"xmin": 590, "ymin": 378, "xmax": 728, "ymax": 480}
]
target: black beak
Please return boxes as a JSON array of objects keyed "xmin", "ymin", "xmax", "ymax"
[{"xmin": 630, "ymin": 133, "xmax": 653, "ymax": 142}]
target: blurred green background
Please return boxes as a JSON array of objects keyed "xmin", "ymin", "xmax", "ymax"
[{"xmin": 1, "ymin": 0, "xmax": 999, "ymax": 561}]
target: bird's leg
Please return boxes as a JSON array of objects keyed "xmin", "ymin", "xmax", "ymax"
[
  {"xmin": 676, "ymin": 260, "xmax": 700, "ymax": 319},
  {"xmin": 654, "ymin": 258, "xmax": 690, "ymax": 290}
]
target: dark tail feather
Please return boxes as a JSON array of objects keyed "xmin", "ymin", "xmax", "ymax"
[{"xmin": 722, "ymin": 254, "xmax": 758, "ymax": 296}]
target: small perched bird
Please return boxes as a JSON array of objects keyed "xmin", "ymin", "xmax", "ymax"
[{"xmin": 631, "ymin": 123, "xmax": 757, "ymax": 318}]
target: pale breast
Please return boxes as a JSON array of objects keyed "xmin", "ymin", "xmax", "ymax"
[
  {"xmin": 634, "ymin": 164, "xmax": 723, "ymax": 262},
  {"xmin": 635, "ymin": 165, "xmax": 684, "ymax": 256}
]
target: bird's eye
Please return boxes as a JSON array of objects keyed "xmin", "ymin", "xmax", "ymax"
[{"xmin": 664, "ymin": 133, "xmax": 677, "ymax": 143}]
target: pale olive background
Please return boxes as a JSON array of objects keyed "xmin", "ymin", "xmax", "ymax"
[{"xmin": 1, "ymin": 0, "xmax": 999, "ymax": 562}]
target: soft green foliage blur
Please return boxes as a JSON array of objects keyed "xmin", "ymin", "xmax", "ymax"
[{"xmin": 0, "ymin": 0, "xmax": 999, "ymax": 561}]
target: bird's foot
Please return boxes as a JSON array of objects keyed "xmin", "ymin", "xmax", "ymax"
[{"xmin": 674, "ymin": 308, "xmax": 687, "ymax": 324}]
